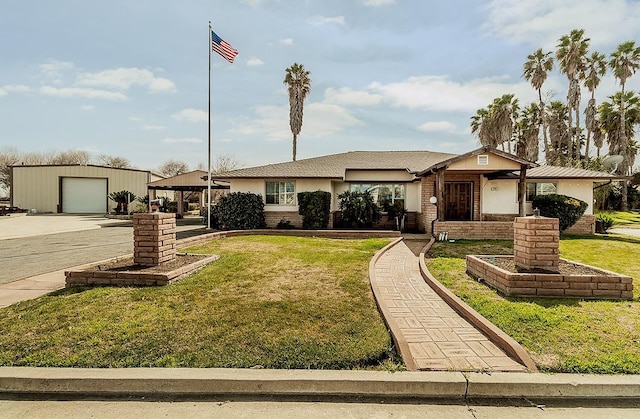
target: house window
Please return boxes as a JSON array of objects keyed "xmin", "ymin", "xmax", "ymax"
[
  {"xmin": 266, "ymin": 181, "xmax": 295, "ymax": 205},
  {"xmin": 349, "ymin": 183, "xmax": 405, "ymax": 209},
  {"xmin": 526, "ymin": 182, "xmax": 557, "ymax": 201}
]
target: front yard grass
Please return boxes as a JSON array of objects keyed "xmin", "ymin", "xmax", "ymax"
[
  {"xmin": 0, "ymin": 235, "xmax": 396, "ymax": 369},
  {"xmin": 597, "ymin": 210, "xmax": 640, "ymax": 227},
  {"xmin": 426, "ymin": 235, "xmax": 640, "ymax": 374}
]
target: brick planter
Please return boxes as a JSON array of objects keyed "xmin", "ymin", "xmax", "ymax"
[
  {"xmin": 466, "ymin": 255, "xmax": 633, "ymax": 300},
  {"xmin": 133, "ymin": 213, "xmax": 176, "ymax": 266}
]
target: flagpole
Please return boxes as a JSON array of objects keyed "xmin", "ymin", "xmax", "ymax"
[{"xmin": 207, "ymin": 20, "xmax": 212, "ymax": 230}]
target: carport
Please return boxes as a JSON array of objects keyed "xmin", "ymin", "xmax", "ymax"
[{"xmin": 146, "ymin": 170, "xmax": 229, "ymax": 217}]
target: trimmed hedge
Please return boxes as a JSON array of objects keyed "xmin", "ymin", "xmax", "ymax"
[
  {"xmin": 532, "ymin": 194, "xmax": 588, "ymax": 232},
  {"xmin": 337, "ymin": 191, "xmax": 381, "ymax": 228},
  {"xmin": 298, "ymin": 190, "xmax": 332, "ymax": 229},
  {"xmin": 213, "ymin": 192, "xmax": 265, "ymax": 230}
]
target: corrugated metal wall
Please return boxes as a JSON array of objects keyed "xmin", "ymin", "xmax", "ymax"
[{"xmin": 11, "ymin": 165, "xmax": 153, "ymax": 213}]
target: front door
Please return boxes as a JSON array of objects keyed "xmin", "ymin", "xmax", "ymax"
[{"xmin": 444, "ymin": 182, "xmax": 472, "ymax": 221}]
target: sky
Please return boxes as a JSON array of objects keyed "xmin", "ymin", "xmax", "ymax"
[{"xmin": 2, "ymin": 0, "xmax": 640, "ymax": 173}]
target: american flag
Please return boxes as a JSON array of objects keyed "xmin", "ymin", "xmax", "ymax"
[{"xmin": 211, "ymin": 31, "xmax": 238, "ymax": 63}]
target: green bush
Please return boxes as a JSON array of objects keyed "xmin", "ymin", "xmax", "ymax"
[
  {"xmin": 214, "ymin": 192, "xmax": 265, "ymax": 230},
  {"xmin": 596, "ymin": 213, "xmax": 614, "ymax": 233},
  {"xmin": 337, "ymin": 191, "xmax": 381, "ymax": 228},
  {"xmin": 298, "ymin": 190, "xmax": 332, "ymax": 229},
  {"xmin": 532, "ymin": 194, "xmax": 588, "ymax": 232}
]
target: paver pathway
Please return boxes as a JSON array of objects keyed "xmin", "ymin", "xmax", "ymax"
[{"xmin": 371, "ymin": 240, "xmax": 527, "ymax": 372}]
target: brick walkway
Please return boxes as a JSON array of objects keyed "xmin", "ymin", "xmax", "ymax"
[{"xmin": 371, "ymin": 240, "xmax": 527, "ymax": 372}]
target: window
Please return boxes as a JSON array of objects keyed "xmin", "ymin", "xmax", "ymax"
[
  {"xmin": 266, "ymin": 181, "xmax": 295, "ymax": 205},
  {"xmin": 526, "ymin": 182, "xmax": 557, "ymax": 201},
  {"xmin": 349, "ymin": 183, "xmax": 405, "ymax": 210}
]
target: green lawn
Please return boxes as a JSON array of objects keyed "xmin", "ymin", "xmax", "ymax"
[
  {"xmin": 596, "ymin": 210, "xmax": 640, "ymax": 227},
  {"xmin": 426, "ymin": 236, "xmax": 640, "ymax": 374},
  {"xmin": 0, "ymin": 236, "xmax": 397, "ymax": 369}
]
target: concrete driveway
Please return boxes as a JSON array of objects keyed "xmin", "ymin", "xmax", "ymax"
[{"xmin": 0, "ymin": 214, "xmax": 129, "ymax": 240}]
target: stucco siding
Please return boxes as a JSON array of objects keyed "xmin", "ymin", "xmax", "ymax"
[{"xmin": 481, "ymin": 179, "xmax": 519, "ymax": 214}]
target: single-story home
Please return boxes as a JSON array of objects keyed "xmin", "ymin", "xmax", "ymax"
[
  {"xmin": 10, "ymin": 164, "xmax": 163, "ymax": 214},
  {"xmin": 213, "ymin": 147, "xmax": 627, "ymax": 238}
]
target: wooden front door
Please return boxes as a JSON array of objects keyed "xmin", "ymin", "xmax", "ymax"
[{"xmin": 444, "ymin": 182, "xmax": 472, "ymax": 221}]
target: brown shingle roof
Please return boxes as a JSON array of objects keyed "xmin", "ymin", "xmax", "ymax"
[{"xmin": 212, "ymin": 150, "xmax": 458, "ymax": 179}]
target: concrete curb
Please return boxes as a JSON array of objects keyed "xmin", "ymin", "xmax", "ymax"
[
  {"xmin": 419, "ymin": 238, "xmax": 538, "ymax": 372},
  {"xmin": 1, "ymin": 368, "xmax": 639, "ymax": 402}
]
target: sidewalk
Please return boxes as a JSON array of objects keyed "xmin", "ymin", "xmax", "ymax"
[{"xmin": 370, "ymin": 239, "xmax": 529, "ymax": 372}]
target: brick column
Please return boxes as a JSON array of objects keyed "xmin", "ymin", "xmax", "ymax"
[
  {"xmin": 133, "ymin": 213, "xmax": 176, "ymax": 266},
  {"xmin": 513, "ymin": 216, "xmax": 559, "ymax": 273}
]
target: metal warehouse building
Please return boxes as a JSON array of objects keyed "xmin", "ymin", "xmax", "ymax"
[{"xmin": 10, "ymin": 165, "xmax": 163, "ymax": 214}]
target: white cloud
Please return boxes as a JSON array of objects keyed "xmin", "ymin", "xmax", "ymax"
[
  {"xmin": 81, "ymin": 105, "xmax": 95, "ymax": 110},
  {"xmin": 76, "ymin": 68, "xmax": 176, "ymax": 93},
  {"xmin": 0, "ymin": 88, "xmax": 6, "ymax": 97},
  {"xmin": 143, "ymin": 125, "xmax": 166, "ymax": 131},
  {"xmin": 363, "ymin": 0, "xmax": 396, "ymax": 6},
  {"xmin": 247, "ymin": 57, "xmax": 264, "ymax": 67},
  {"xmin": 128, "ymin": 116, "xmax": 142, "ymax": 121},
  {"xmin": 39, "ymin": 86, "xmax": 127, "ymax": 101},
  {"xmin": 279, "ymin": 38, "xmax": 294, "ymax": 46},
  {"xmin": 171, "ymin": 108, "xmax": 208, "ymax": 123},
  {"xmin": 161, "ymin": 137, "xmax": 203, "ymax": 144},
  {"xmin": 482, "ymin": 0, "xmax": 640, "ymax": 49},
  {"xmin": 309, "ymin": 15, "xmax": 345, "ymax": 26},
  {"xmin": 417, "ymin": 121, "xmax": 458, "ymax": 133},
  {"xmin": 369, "ymin": 75, "xmax": 543, "ymax": 113},
  {"xmin": 230, "ymin": 102, "xmax": 364, "ymax": 141},
  {"xmin": 324, "ymin": 87, "xmax": 383, "ymax": 106},
  {"xmin": 40, "ymin": 60, "xmax": 75, "ymax": 77},
  {"xmin": 3, "ymin": 85, "xmax": 30, "ymax": 93}
]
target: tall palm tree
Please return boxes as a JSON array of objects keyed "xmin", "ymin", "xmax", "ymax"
[
  {"xmin": 471, "ymin": 95, "xmax": 519, "ymax": 153},
  {"xmin": 556, "ymin": 29, "xmax": 589, "ymax": 163},
  {"xmin": 523, "ymin": 48, "xmax": 554, "ymax": 161},
  {"xmin": 515, "ymin": 103, "xmax": 540, "ymax": 162},
  {"xmin": 546, "ymin": 101, "xmax": 570, "ymax": 165},
  {"xmin": 283, "ymin": 63, "xmax": 311, "ymax": 161},
  {"xmin": 609, "ymin": 41, "xmax": 640, "ymax": 210},
  {"xmin": 471, "ymin": 107, "xmax": 495, "ymax": 148},
  {"xmin": 582, "ymin": 51, "xmax": 607, "ymax": 164}
]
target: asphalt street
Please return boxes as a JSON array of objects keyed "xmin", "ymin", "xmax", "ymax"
[{"xmin": 0, "ymin": 220, "xmax": 209, "ymax": 285}]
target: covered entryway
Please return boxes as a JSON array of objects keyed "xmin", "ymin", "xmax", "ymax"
[
  {"xmin": 61, "ymin": 177, "xmax": 107, "ymax": 213},
  {"xmin": 444, "ymin": 182, "xmax": 472, "ymax": 221}
]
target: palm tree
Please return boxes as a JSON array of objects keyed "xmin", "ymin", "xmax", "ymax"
[
  {"xmin": 556, "ymin": 29, "xmax": 589, "ymax": 163},
  {"xmin": 471, "ymin": 95, "xmax": 519, "ymax": 153},
  {"xmin": 283, "ymin": 63, "xmax": 311, "ymax": 161},
  {"xmin": 546, "ymin": 101, "xmax": 570, "ymax": 165},
  {"xmin": 609, "ymin": 41, "xmax": 640, "ymax": 210},
  {"xmin": 582, "ymin": 51, "xmax": 607, "ymax": 164},
  {"xmin": 515, "ymin": 103, "xmax": 540, "ymax": 161},
  {"xmin": 471, "ymin": 107, "xmax": 495, "ymax": 148},
  {"xmin": 523, "ymin": 48, "xmax": 554, "ymax": 161}
]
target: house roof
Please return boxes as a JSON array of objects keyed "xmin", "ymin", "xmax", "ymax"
[
  {"xmin": 11, "ymin": 163, "xmax": 162, "ymax": 177},
  {"xmin": 416, "ymin": 146, "xmax": 536, "ymax": 176},
  {"xmin": 526, "ymin": 165, "xmax": 629, "ymax": 180},
  {"xmin": 212, "ymin": 150, "xmax": 458, "ymax": 180}
]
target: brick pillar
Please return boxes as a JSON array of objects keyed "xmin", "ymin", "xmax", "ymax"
[
  {"xmin": 513, "ymin": 216, "xmax": 559, "ymax": 273},
  {"xmin": 133, "ymin": 213, "xmax": 176, "ymax": 266}
]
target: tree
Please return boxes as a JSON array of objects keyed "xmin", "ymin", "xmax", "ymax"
[
  {"xmin": 515, "ymin": 103, "xmax": 540, "ymax": 162},
  {"xmin": 49, "ymin": 149, "xmax": 91, "ymax": 165},
  {"xmin": 556, "ymin": 29, "xmax": 589, "ymax": 163},
  {"xmin": 98, "ymin": 154, "xmax": 131, "ymax": 168},
  {"xmin": 212, "ymin": 154, "xmax": 242, "ymax": 173},
  {"xmin": 546, "ymin": 101, "xmax": 570, "ymax": 165},
  {"xmin": 158, "ymin": 160, "xmax": 189, "ymax": 177},
  {"xmin": 609, "ymin": 41, "xmax": 640, "ymax": 210},
  {"xmin": 582, "ymin": 51, "xmax": 607, "ymax": 163},
  {"xmin": 523, "ymin": 48, "xmax": 554, "ymax": 161},
  {"xmin": 0, "ymin": 146, "xmax": 20, "ymax": 194},
  {"xmin": 283, "ymin": 63, "xmax": 311, "ymax": 161},
  {"xmin": 471, "ymin": 94, "xmax": 519, "ymax": 153}
]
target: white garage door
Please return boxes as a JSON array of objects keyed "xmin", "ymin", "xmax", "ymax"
[{"xmin": 62, "ymin": 177, "xmax": 108, "ymax": 213}]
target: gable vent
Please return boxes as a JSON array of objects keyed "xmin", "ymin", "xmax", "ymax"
[{"xmin": 477, "ymin": 155, "xmax": 489, "ymax": 165}]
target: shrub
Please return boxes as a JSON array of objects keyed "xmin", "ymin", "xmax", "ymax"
[
  {"xmin": 337, "ymin": 191, "xmax": 381, "ymax": 228},
  {"xmin": 298, "ymin": 190, "xmax": 332, "ymax": 229},
  {"xmin": 532, "ymin": 194, "xmax": 588, "ymax": 232},
  {"xmin": 108, "ymin": 190, "xmax": 136, "ymax": 214},
  {"xmin": 596, "ymin": 213, "xmax": 614, "ymax": 233},
  {"xmin": 214, "ymin": 192, "xmax": 265, "ymax": 230},
  {"xmin": 276, "ymin": 218, "xmax": 294, "ymax": 229}
]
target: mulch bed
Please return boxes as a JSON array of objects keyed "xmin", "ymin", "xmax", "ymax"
[
  {"xmin": 90, "ymin": 254, "xmax": 210, "ymax": 274},
  {"xmin": 478, "ymin": 256, "xmax": 605, "ymax": 275}
]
